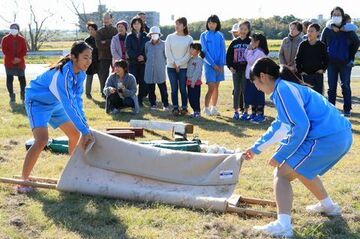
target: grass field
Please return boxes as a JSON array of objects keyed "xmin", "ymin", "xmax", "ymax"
[{"xmin": 0, "ymin": 76, "xmax": 359, "ymax": 238}]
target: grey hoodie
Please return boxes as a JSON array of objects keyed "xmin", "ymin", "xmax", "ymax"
[{"xmin": 279, "ymin": 33, "xmax": 303, "ymax": 68}]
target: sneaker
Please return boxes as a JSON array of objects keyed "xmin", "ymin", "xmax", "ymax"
[
  {"xmin": 251, "ymin": 114, "xmax": 266, "ymax": 124},
  {"xmin": 306, "ymin": 202, "xmax": 341, "ymax": 216},
  {"xmin": 210, "ymin": 106, "xmax": 220, "ymax": 116},
  {"xmin": 203, "ymin": 107, "xmax": 211, "ymax": 116},
  {"xmin": 150, "ymin": 105, "xmax": 157, "ymax": 110},
  {"xmin": 163, "ymin": 106, "xmax": 169, "ymax": 111},
  {"xmin": 180, "ymin": 108, "xmax": 189, "ymax": 116},
  {"xmin": 233, "ymin": 111, "xmax": 240, "ymax": 120},
  {"xmin": 247, "ymin": 113, "xmax": 256, "ymax": 121},
  {"xmin": 16, "ymin": 185, "xmax": 34, "ymax": 194},
  {"xmin": 190, "ymin": 112, "xmax": 201, "ymax": 118},
  {"xmin": 132, "ymin": 108, "xmax": 140, "ymax": 114},
  {"xmin": 253, "ymin": 220, "xmax": 293, "ymax": 238},
  {"xmin": 172, "ymin": 108, "xmax": 180, "ymax": 116},
  {"xmin": 110, "ymin": 108, "xmax": 120, "ymax": 114},
  {"xmin": 240, "ymin": 112, "xmax": 250, "ymax": 121},
  {"xmin": 10, "ymin": 94, "xmax": 15, "ymax": 103},
  {"xmin": 343, "ymin": 111, "xmax": 351, "ymax": 117}
]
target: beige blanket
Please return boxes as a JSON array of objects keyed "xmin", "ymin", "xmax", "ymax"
[{"xmin": 57, "ymin": 130, "xmax": 243, "ymax": 212}]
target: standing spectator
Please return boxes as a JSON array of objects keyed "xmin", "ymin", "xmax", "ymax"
[
  {"xmin": 1, "ymin": 23, "xmax": 27, "ymax": 103},
  {"xmin": 226, "ymin": 21, "xmax": 251, "ymax": 120},
  {"xmin": 229, "ymin": 23, "xmax": 240, "ymax": 39},
  {"xmin": 321, "ymin": 6, "xmax": 360, "ymax": 117},
  {"xmin": 103, "ymin": 60, "xmax": 139, "ymax": 114},
  {"xmin": 96, "ymin": 12, "xmax": 117, "ymax": 98},
  {"xmin": 126, "ymin": 16, "xmax": 150, "ymax": 107},
  {"xmin": 301, "ymin": 19, "xmax": 312, "ymax": 39},
  {"xmin": 111, "ymin": 20, "xmax": 128, "ymax": 65},
  {"xmin": 84, "ymin": 22, "xmax": 99, "ymax": 99},
  {"xmin": 165, "ymin": 17, "xmax": 193, "ymax": 116},
  {"xmin": 200, "ymin": 15, "xmax": 226, "ymax": 116},
  {"xmin": 186, "ymin": 43, "xmax": 204, "ymax": 118},
  {"xmin": 138, "ymin": 12, "xmax": 150, "ymax": 33},
  {"xmin": 296, "ymin": 23, "xmax": 328, "ymax": 95},
  {"xmin": 144, "ymin": 26, "xmax": 169, "ymax": 110},
  {"xmin": 279, "ymin": 21, "xmax": 303, "ymax": 72},
  {"xmin": 244, "ymin": 33, "xmax": 269, "ymax": 123}
]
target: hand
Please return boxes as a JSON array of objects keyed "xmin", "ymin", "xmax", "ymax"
[
  {"xmin": 301, "ymin": 72, "xmax": 308, "ymax": 76},
  {"xmin": 109, "ymin": 87, "xmax": 117, "ymax": 94},
  {"xmin": 79, "ymin": 133, "xmax": 94, "ymax": 151},
  {"xmin": 175, "ymin": 66, "xmax": 180, "ymax": 73},
  {"xmin": 191, "ymin": 81, "xmax": 196, "ymax": 88},
  {"xmin": 332, "ymin": 26, "xmax": 340, "ymax": 32},
  {"xmin": 243, "ymin": 148, "xmax": 255, "ymax": 160},
  {"xmin": 230, "ymin": 67, "xmax": 236, "ymax": 73},
  {"xmin": 316, "ymin": 70, "xmax": 324, "ymax": 74},
  {"xmin": 101, "ymin": 40, "xmax": 106, "ymax": 44},
  {"xmin": 137, "ymin": 55, "xmax": 144, "ymax": 62},
  {"xmin": 268, "ymin": 158, "xmax": 279, "ymax": 167},
  {"xmin": 12, "ymin": 58, "xmax": 21, "ymax": 64}
]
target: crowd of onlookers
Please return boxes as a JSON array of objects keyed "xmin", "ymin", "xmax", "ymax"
[{"xmin": 2, "ymin": 7, "xmax": 359, "ymax": 120}]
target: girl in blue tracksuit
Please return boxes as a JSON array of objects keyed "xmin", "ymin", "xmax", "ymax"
[
  {"xmin": 244, "ymin": 58, "xmax": 352, "ymax": 238},
  {"xmin": 200, "ymin": 15, "xmax": 226, "ymax": 116},
  {"xmin": 20, "ymin": 41, "xmax": 94, "ymax": 193}
]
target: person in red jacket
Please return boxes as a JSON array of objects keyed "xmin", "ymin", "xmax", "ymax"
[{"xmin": 1, "ymin": 23, "xmax": 27, "ymax": 103}]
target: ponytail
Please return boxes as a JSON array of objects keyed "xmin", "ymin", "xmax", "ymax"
[{"xmin": 50, "ymin": 41, "xmax": 92, "ymax": 72}]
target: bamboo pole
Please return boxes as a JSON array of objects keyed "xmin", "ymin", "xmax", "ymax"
[
  {"xmin": 13, "ymin": 175, "xmax": 58, "ymax": 184},
  {"xmin": 239, "ymin": 196, "xmax": 277, "ymax": 207},
  {"xmin": 226, "ymin": 205, "xmax": 277, "ymax": 218},
  {"xmin": 0, "ymin": 177, "xmax": 57, "ymax": 189}
]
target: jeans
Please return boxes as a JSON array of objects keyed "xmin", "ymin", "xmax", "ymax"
[
  {"xmin": 327, "ymin": 63, "xmax": 352, "ymax": 112},
  {"xmin": 7, "ymin": 74, "xmax": 26, "ymax": 99},
  {"xmin": 148, "ymin": 82, "xmax": 169, "ymax": 107},
  {"xmin": 187, "ymin": 85, "xmax": 201, "ymax": 113},
  {"xmin": 167, "ymin": 67, "xmax": 187, "ymax": 109}
]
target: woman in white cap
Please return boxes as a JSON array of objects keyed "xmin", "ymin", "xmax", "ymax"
[
  {"xmin": 144, "ymin": 26, "xmax": 169, "ymax": 110},
  {"xmin": 229, "ymin": 23, "xmax": 240, "ymax": 39}
]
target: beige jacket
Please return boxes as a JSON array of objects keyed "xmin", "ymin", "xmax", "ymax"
[{"xmin": 279, "ymin": 34, "xmax": 303, "ymax": 68}]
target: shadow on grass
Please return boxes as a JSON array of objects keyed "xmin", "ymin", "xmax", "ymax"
[
  {"xmin": 294, "ymin": 215, "xmax": 360, "ymax": 239},
  {"xmin": 9, "ymin": 102, "xmax": 27, "ymax": 116},
  {"xmin": 29, "ymin": 192, "xmax": 135, "ymax": 239}
]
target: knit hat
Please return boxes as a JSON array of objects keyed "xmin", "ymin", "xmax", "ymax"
[
  {"xmin": 10, "ymin": 23, "xmax": 20, "ymax": 30},
  {"xmin": 116, "ymin": 20, "xmax": 128, "ymax": 31}
]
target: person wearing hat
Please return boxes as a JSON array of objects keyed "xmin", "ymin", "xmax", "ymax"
[
  {"xmin": 1, "ymin": 23, "xmax": 27, "ymax": 103},
  {"xmin": 111, "ymin": 20, "xmax": 128, "ymax": 65},
  {"xmin": 144, "ymin": 26, "xmax": 169, "ymax": 110},
  {"xmin": 229, "ymin": 23, "xmax": 240, "ymax": 39}
]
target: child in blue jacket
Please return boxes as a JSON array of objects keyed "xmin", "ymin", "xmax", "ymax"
[
  {"xmin": 244, "ymin": 58, "xmax": 352, "ymax": 238},
  {"xmin": 20, "ymin": 41, "xmax": 94, "ymax": 193},
  {"xmin": 200, "ymin": 15, "xmax": 226, "ymax": 116}
]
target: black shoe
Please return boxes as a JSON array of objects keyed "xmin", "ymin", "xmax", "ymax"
[
  {"xmin": 86, "ymin": 94, "xmax": 92, "ymax": 99},
  {"xmin": 172, "ymin": 108, "xmax": 180, "ymax": 116},
  {"xmin": 10, "ymin": 94, "xmax": 15, "ymax": 103},
  {"xmin": 180, "ymin": 108, "xmax": 188, "ymax": 115}
]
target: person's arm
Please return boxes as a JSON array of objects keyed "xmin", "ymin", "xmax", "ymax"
[
  {"xmin": 226, "ymin": 41, "xmax": 235, "ymax": 69},
  {"xmin": 1, "ymin": 37, "xmax": 13, "ymax": 58},
  {"xmin": 18, "ymin": 37, "xmax": 27, "ymax": 58},
  {"xmin": 348, "ymin": 31, "xmax": 360, "ymax": 62},
  {"xmin": 164, "ymin": 35, "xmax": 175, "ymax": 65},
  {"xmin": 219, "ymin": 33, "xmax": 226, "ymax": 66},
  {"xmin": 271, "ymin": 83, "xmax": 311, "ymax": 164},
  {"xmin": 103, "ymin": 74, "xmax": 116, "ymax": 96},
  {"xmin": 49, "ymin": 69, "xmax": 90, "ymax": 135},
  {"xmin": 190, "ymin": 59, "xmax": 203, "ymax": 87},
  {"xmin": 110, "ymin": 36, "xmax": 122, "ymax": 61},
  {"xmin": 320, "ymin": 28, "xmax": 329, "ymax": 47},
  {"xmin": 200, "ymin": 32, "xmax": 215, "ymax": 67},
  {"xmin": 342, "ymin": 22, "xmax": 359, "ymax": 32},
  {"xmin": 251, "ymin": 117, "xmax": 290, "ymax": 154},
  {"xmin": 320, "ymin": 42, "xmax": 329, "ymax": 71},
  {"xmin": 295, "ymin": 43, "xmax": 304, "ymax": 73},
  {"xmin": 122, "ymin": 75, "xmax": 137, "ymax": 97},
  {"xmin": 125, "ymin": 34, "xmax": 139, "ymax": 61},
  {"xmin": 174, "ymin": 36, "xmax": 193, "ymax": 67},
  {"xmin": 245, "ymin": 49, "xmax": 265, "ymax": 66},
  {"xmin": 279, "ymin": 39, "xmax": 286, "ymax": 65}
]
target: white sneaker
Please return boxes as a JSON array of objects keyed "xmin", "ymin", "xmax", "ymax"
[
  {"xmin": 253, "ymin": 221, "xmax": 293, "ymax": 238},
  {"xmin": 306, "ymin": 202, "xmax": 341, "ymax": 216},
  {"xmin": 210, "ymin": 106, "xmax": 220, "ymax": 116},
  {"xmin": 163, "ymin": 106, "xmax": 169, "ymax": 111},
  {"xmin": 203, "ymin": 107, "xmax": 211, "ymax": 116}
]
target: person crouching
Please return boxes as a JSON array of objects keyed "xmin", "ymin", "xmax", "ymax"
[{"xmin": 103, "ymin": 59, "xmax": 140, "ymax": 114}]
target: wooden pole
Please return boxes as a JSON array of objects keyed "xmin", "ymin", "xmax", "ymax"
[
  {"xmin": 0, "ymin": 177, "xmax": 57, "ymax": 189},
  {"xmin": 13, "ymin": 175, "xmax": 58, "ymax": 184},
  {"xmin": 226, "ymin": 205, "xmax": 277, "ymax": 218},
  {"xmin": 239, "ymin": 196, "xmax": 277, "ymax": 207}
]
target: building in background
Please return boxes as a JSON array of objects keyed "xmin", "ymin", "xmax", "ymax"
[{"xmin": 78, "ymin": 4, "xmax": 160, "ymax": 32}]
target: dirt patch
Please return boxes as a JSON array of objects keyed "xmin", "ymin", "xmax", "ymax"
[
  {"xmin": 9, "ymin": 140, "xmax": 19, "ymax": 146},
  {"xmin": 2, "ymin": 145, "xmax": 12, "ymax": 150},
  {"xmin": 9, "ymin": 217, "xmax": 24, "ymax": 228},
  {"xmin": 0, "ymin": 156, "xmax": 8, "ymax": 163}
]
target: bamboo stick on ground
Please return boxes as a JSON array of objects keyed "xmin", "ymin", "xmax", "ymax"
[
  {"xmin": 13, "ymin": 175, "xmax": 58, "ymax": 184},
  {"xmin": 226, "ymin": 205, "xmax": 277, "ymax": 217},
  {"xmin": 0, "ymin": 177, "xmax": 57, "ymax": 189},
  {"xmin": 239, "ymin": 196, "xmax": 277, "ymax": 207}
]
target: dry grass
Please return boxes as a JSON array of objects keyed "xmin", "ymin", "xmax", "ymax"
[{"xmin": 0, "ymin": 76, "xmax": 359, "ymax": 238}]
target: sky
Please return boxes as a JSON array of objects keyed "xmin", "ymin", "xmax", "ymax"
[{"xmin": 0, "ymin": 0, "xmax": 358, "ymax": 30}]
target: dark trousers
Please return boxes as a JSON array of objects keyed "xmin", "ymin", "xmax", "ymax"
[
  {"xmin": 327, "ymin": 63, "xmax": 352, "ymax": 112},
  {"xmin": 106, "ymin": 93, "xmax": 134, "ymax": 113},
  {"xmin": 232, "ymin": 71, "xmax": 246, "ymax": 111},
  {"xmin": 85, "ymin": 74, "xmax": 99, "ymax": 95},
  {"xmin": 302, "ymin": 73, "xmax": 324, "ymax": 95},
  {"xmin": 187, "ymin": 85, "xmax": 201, "ymax": 113},
  {"xmin": 7, "ymin": 74, "xmax": 26, "ymax": 99},
  {"xmin": 98, "ymin": 60, "xmax": 112, "ymax": 95},
  {"xmin": 148, "ymin": 82, "xmax": 169, "ymax": 107},
  {"xmin": 129, "ymin": 63, "xmax": 147, "ymax": 105},
  {"xmin": 245, "ymin": 79, "xmax": 265, "ymax": 114},
  {"xmin": 167, "ymin": 67, "xmax": 188, "ymax": 109}
]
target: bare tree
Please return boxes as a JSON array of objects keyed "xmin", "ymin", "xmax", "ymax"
[
  {"xmin": 27, "ymin": 3, "xmax": 55, "ymax": 51},
  {"xmin": 0, "ymin": 0, "xmax": 18, "ymax": 25}
]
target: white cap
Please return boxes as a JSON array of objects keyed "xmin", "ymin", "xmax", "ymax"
[
  {"xmin": 147, "ymin": 26, "xmax": 162, "ymax": 37},
  {"xmin": 229, "ymin": 23, "xmax": 239, "ymax": 33}
]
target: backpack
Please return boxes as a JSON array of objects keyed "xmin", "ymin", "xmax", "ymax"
[{"xmin": 328, "ymin": 32, "xmax": 349, "ymax": 64}]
